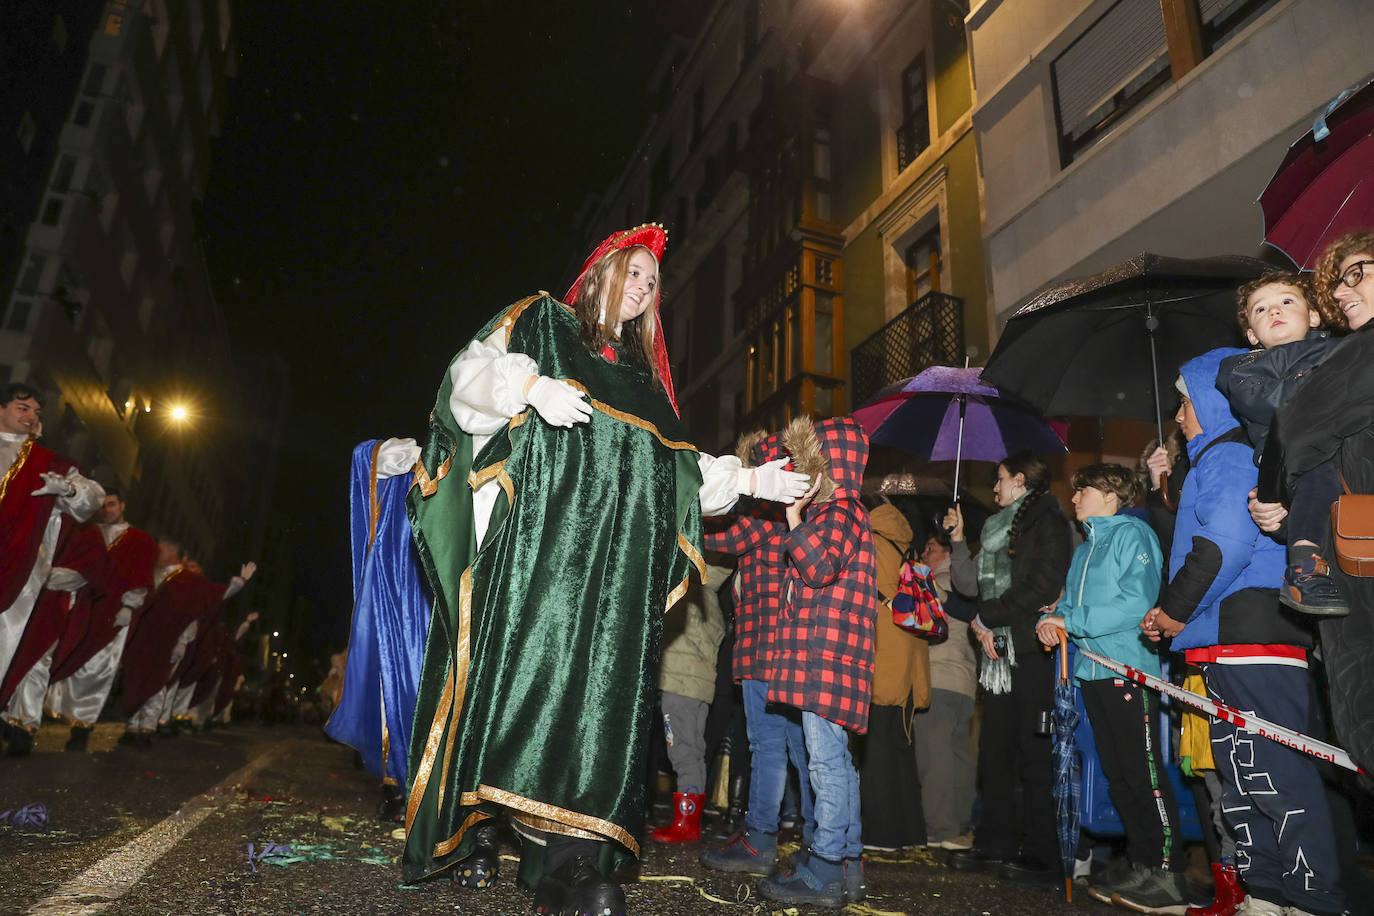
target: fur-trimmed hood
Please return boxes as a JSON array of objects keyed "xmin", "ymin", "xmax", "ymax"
[
  {"xmin": 734, "ymin": 428, "xmax": 768, "ymax": 466},
  {"xmin": 781, "ymin": 415, "xmax": 867, "ymax": 503}
]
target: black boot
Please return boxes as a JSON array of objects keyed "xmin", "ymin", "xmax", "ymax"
[
  {"xmin": 533, "ymin": 838, "xmax": 626, "ymax": 916},
  {"xmin": 453, "ymin": 821, "xmax": 501, "ymax": 889},
  {"xmin": 65, "ymin": 726, "xmax": 93, "ymax": 752},
  {"xmin": 377, "ymin": 783, "xmax": 405, "ymax": 823},
  {"xmin": 6, "ymin": 727, "xmax": 34, "ymax": 758}
]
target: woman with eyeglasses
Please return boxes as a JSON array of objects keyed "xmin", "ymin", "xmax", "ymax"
[{"xmin": 1251, "ymin": 229, "xmax": 1374, "ymax": 779}]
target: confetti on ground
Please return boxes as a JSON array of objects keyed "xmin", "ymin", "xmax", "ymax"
[{"xmin": 0, "ymin": 803, "xmax": 49, "ymax": 827}]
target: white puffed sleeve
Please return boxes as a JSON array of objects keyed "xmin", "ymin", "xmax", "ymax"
[
  {"xmin": 447, "ymin": 331, "xmax": 540, "ymax": 436},
  {"xmin": 45, "ymin": 566, "xmax": 87, "ymax": 592},
  {"xmin": 696, "ymin": 453, "xmax": 751, "ymax": 517},
  {"xmin": 222, "ymin": 575, "xmax": 246, "ymax": 602},
  {"xmin": 58, "ymin": 470, "xmax": 104, "ymax": 522},
  {"xmin": 375, "ymin": 437, "xmax": 421, "ymax": 479}
]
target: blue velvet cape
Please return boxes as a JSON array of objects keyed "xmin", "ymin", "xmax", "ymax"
[{"xmin": 324, "ymin": 439, "xmax": 430, "ymax": 786}]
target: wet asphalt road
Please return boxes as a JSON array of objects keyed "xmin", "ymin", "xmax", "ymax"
[{"xmin": 0, "ymin": 722, "xmax": 1234, "ymax": 915}]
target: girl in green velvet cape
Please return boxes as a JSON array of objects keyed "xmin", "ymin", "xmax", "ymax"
[{"xmin": 399, "ymin": 226, "xmax": 807, "ymax": 913}]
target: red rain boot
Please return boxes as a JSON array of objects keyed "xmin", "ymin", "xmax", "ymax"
[
  {"xmin": 1185, "ymin": 862, "xmax": 1243, "ymax": 916},
  {"xmin": 650, "ymin": 792, "xmax": 704, "ymax": 843}
]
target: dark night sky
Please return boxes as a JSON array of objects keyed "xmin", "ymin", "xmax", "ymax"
[{"xmin": 200, "ymin": 2, "xmax": 706, "ymax": 658}]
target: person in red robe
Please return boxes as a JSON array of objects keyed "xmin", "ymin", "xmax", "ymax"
[
  {"xmin": 0, "ymin": 383, "xmax": 103, "ymax": 756},
  {"xmin": 46, "ymin": 490, "xmax": 158, "ymax": 751},
  {"xmin": 117, "ymin": 537, "xmax": 215, "ymax": 746},
  {"xmin": 163, "ymin": 561, "xmax": 254, "ymax": 732},
  {"xmin": 0, "ymin": 519, "xmax": 109, "ymax": 757}
]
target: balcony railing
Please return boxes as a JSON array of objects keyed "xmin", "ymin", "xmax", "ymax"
[
  {"xmin": 850, "ymin": 291, "xmax": 963, "ymax": 407},
  {"xmin": 895, "ymin": 110, "xmax": 931, "ymax": 173}
]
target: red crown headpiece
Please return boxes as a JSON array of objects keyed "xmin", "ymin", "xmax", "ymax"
[{"xmin": 564, "ymin": 223, "xmax": 678, "ymax": 416}]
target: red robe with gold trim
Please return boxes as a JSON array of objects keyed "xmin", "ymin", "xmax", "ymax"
[
  {"xmin": 0, "ymin": 441, "xmax": 77, "ymax": 613},
  {"xmin": 0, "ymin": 519, "xmax": 109, "ymax": 706},
  {"xmin": 51, "ymin": 525, "xmax": 157, "ymax": 681},
  {"xmin": 118, "ymin": 568, "xmax": 212, "ymax": 715}
]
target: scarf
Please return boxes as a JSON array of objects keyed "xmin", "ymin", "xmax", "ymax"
[{"xmin": 976, "ymin": 493, "xmax": 1025, "ymax": 694}]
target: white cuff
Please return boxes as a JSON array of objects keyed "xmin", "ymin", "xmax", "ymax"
[
  {"xmin": 697, "ymin": 453, "xmax": 745, "ymax": 517},
  {"xmin": 376, "ymin": 437, "xmax": 422, "ymax": 478}
]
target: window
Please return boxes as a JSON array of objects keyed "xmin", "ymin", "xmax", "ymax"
[
  {"xmin": 905, "ymin": 225, "xmax": 942, "ymax": 301},
  {"xmin": 1051, "ymin": 1, "xmax": 1170, "ymax": 165},
  {"xmin": 53, "ymin": 155, "xmax": 77, "ymax": 192},
  {"xmin": 84, "ymin": 63, "xmax": 108, "ymax": 97},
  {"xmin": 74, "ymin": 101, "xmax": 95, "ymax": 126},
  {"xmin": 52, "ymin": 14, "xmax": 68, "ymax": 50},
  {"xmin": 41, "ymin": 198, "xmax": 64, "ymax": 226},
  {"xmin": 144, "ymin": 0, "xmax": 170, "ymax": 58},
  {"xmin": 1201, "ymin": 0, "xmax": 1281, "ymax": 52},
  {"xmin": 6, "ymin": 300, "xmax": 32, "ymax": 332},
  {"xmin": 16, "ymin": 255, "xmax": 46, "ymax": 294},
  {"xmin": 16, "ymin": 111, "xmax": 36, "ymax": 154},
  {"xmin": 896, "ymin": 54, "xmax": 929, "ymax": 172}
]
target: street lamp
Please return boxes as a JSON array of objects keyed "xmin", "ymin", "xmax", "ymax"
[{"xmin": 170, "ymin": 405, "xmax": 188, "ymax": 421}]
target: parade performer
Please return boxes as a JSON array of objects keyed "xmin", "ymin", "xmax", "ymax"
[
  {"xmin": 325, "ymin": 436, "xmax": 432, "ymax": 821},
  {"xmin": 399, "ymin": 225, "xmax": 808, "ymax": 916},
  {"xmin": 1, "ymin": 518, "xmax": 108, "ymax": 756},
  {"xmin": 119, "ymin": 537, "xmax": 215, "ymax": 744},
  {"xmin": 45, "ymin": 490, "xmax": 157, "ymax": 752},
  {"xmin": 0, "ymin": 383, "xmax": 103, "ymax": 699},
  {"xmin": 164, "ymin": 562, "xmax": 253, "ymax": 731}
]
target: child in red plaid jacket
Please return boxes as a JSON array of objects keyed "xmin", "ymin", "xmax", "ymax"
[{"xmin": 758, "ymin": 416, "xmax": 879, "ymax": 910}]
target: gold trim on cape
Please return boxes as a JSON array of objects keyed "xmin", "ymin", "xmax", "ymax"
[
  {"xmin": 0, "ymin": 439, "xmax": 33, "ymax": 506},
  {"xmin": 431, "ymin": 810, "xmax": 493, "ymax": 859},
  {"xmin": 367, "ymin": 441, "xmax": 383, "ymax": 552},
  {"xmin": 413, "ymin": 454, "xmax": 452, "ymax": 499},
  {"xmin": 405, "ymin": 662, "xmax": 456, "ymax": 833},
  {"xmin": 433, "ymin": 568, "xmax": 474, "ymax": 813},
  {"xmin": 452, "ymin": 784, "xmax": 640, "ymax": 857}
]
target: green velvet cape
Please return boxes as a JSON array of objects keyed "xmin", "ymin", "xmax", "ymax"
[{"xmin": 402, "ymin": 294, "xmax": 705, "ymax": 882}]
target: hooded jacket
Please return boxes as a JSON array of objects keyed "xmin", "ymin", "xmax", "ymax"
[
  {"xmin": 767, "ymin": 416, "xmax": 879, "ymax": 733},
  {"xmin": 658, "ymin": 563, "xmax": 729, "ymax": 703},
  {"xmin": 869, "ymin": 502, "xmax": 931, "ymax": 710},
  {"xmin": 1167, "ymin": 348, "xmax": 1310, "ymax": 656},
  {"xmin": 704, "ymin": 433, "xmax": 788, "ymax": 683},
  {"xmin": 1056, "ymin": 513, "xmax": 1163, "ymax": 681}
]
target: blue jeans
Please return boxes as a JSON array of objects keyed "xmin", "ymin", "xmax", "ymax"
[
  {"xmin": 742, "ymin": 679, "xmax": 813, "ymax": 843},
  {"xmin": 802, "ymin": 711, "xmax": 862, "ymax": 861}
]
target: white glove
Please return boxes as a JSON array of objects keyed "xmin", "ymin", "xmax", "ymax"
[
  {"xmin": 376, "ymin": 438, "xmax": 421, "ymax": 478},
  {"xmin": 525, "ymin": 376, "xmax": 592, "ymax": 428},
  {"xmin": 115, "ymin": 607, "xmax": 133, "ymax": 627},
  {"xmin": 747, "ymin": 458, "xmax": 812, "ymax": 504},
  {"xmin": 31, "ymin": 471, "xmax": 76, "ymax": 498}
]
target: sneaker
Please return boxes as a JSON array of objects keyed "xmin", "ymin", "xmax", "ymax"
[
  {"xmin": 1281, "ymin": 552, "xmax": 1349, "ymax": 616},
  {"xmin": 1088, "ymin": 859, "xmax": 1144, "ymax": 905},
  {"xmin": 937, "ymin": 832, "xmax": 974, "ymax": 850},
  {"xmin": 758, "ymin": 854, "xmax": 846, "ymax": 909},
  {"xmin": 843, "ymin": 857, "xmax": 866, "ymax": 904},
  {"xmin": 1232, "ymin": 896, "xmax": 1285, "ymax": 916},
  {"xmin": 700, "ymin": 829, "xmax": 777, "ymax": 875},
  {"xmin": 1113, "ymin": 867, "xmax": 1188, "ymax": 915}
]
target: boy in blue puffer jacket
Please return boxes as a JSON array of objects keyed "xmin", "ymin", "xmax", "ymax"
[
  {"xmin": 1035, "ymin": 463, "xmax": 1182, "ymax": 913},
  {"xmin": 1142, "ymin": 348, "xmax": 1343, "ymax": 916}
]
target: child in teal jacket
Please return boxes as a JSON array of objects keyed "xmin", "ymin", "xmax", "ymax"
[{"xmin": 1036, "ymin": 464, "xmax": 1184, "ymax": 912}]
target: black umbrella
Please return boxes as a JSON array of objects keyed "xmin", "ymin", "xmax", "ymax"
[{"xmin": 981, "ymin": 253, "xmax": 1270, "ymax": 445}]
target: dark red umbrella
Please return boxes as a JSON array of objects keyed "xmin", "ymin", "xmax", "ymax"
[{"xmin": 1261, "ymin": 76, "xmax": 1374, "ymax": 269}]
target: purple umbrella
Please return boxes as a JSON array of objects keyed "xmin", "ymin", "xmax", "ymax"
[{"xmin": 852, "ymin": 366, "xmax": 1066, "ymax": 500}]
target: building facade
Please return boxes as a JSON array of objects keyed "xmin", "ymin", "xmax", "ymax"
[
  {"xmin": 0, "ymin": 0, "xmax": 279, "ymax": 572},
  {"xmin": 579, "ymin": 0, "xmax": 991, "ymax": 452},
  {"xmin": 967, "ymin": 0, "xmax": 1374, "ymax": 319}
]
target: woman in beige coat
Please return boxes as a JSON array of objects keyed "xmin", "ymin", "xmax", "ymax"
[{"xmin": 857, "ymin": 500, "xmax": 931, "ymax": 849}]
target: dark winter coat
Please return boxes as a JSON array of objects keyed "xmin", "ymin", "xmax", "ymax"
[
  {"xmin": 767, "ymin": 417, "xmax": 879, "ymax": 734},
  {"xmin": 1272, "ymin": 323, "xmax": 1374, "ymax": 775},
  {"xmin": 1215, "ymin": 328, "xmax": 1334, "ymax": 463},
  {"xmin": 967, "ymin": 491, "xmax": 1073, "ymax": 659}
]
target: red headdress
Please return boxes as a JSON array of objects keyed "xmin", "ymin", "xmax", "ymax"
[{"xmin": 564, "ymin": 223, "xmax": 678, "ymax": 416}]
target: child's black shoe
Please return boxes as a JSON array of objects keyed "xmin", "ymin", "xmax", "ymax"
[{"xmin": 1281, "ymin": 550, "xmax": 1349, "ymax": 616}]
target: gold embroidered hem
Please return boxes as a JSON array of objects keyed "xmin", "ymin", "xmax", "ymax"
[
  {"xmin": 454, "ymin": 784, "xmax": 641, "ymax": 858},
  {"xmin": 405, "ymin": 662, "xmax": 455, "ymax": 833}
]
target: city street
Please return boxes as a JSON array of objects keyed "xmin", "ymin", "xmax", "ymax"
[{"xmin": 2, "ymin": 722, "xmax": 1105, "ymax": 916}]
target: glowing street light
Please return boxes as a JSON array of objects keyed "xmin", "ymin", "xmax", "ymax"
[{"xmin": 170, "ymin": 405, "xmax": 188, "ymax": 421}]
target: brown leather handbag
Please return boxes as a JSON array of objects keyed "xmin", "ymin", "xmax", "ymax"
[{"xmin": 1330, "ymin": 473, "xmax": 1374, "ymax": 577}]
